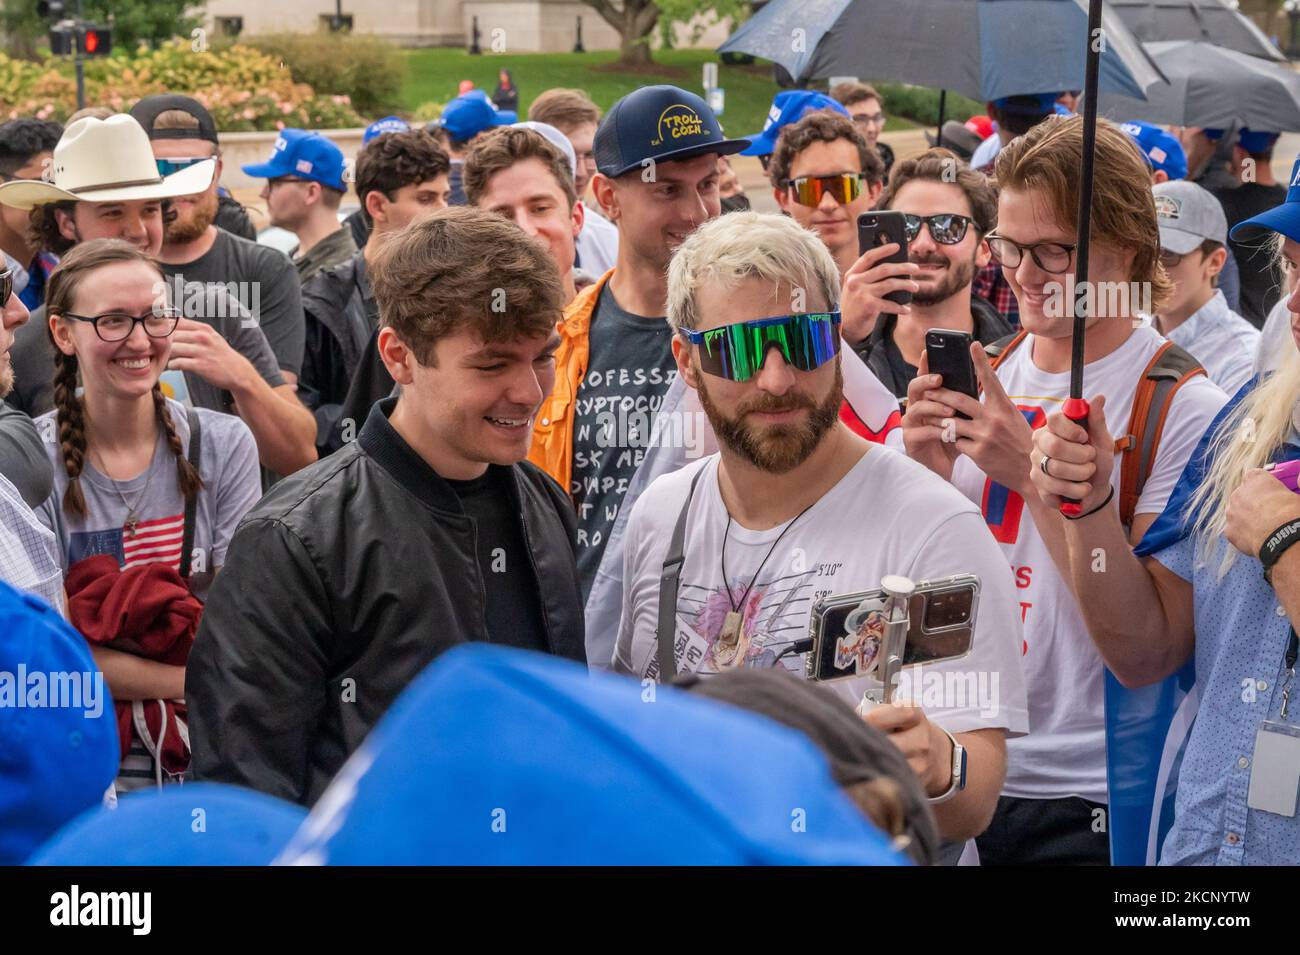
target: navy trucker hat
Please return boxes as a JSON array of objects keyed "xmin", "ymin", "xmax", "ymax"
[{"xmin": 594, "ymin": 85, "xmax": 749, "ymax": 178}]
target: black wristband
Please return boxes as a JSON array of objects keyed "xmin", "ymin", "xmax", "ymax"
[
  {"xmin": 1260, "ymin": 518, "xmax": 1300, "ymax": 582},
  {"xmin": 1064, "ymin": 485, "xmax": 1115, "ymax": 521}
]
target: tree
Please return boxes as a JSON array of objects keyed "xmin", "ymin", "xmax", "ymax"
[
  {"xmin": 1, "ymin": 0, "xmax": 206, "ymax": 58},
  {"xmin": 583, "ymin": 0, "xmax": 750, "ymax": 66}
]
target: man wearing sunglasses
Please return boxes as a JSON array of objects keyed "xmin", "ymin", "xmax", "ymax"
[
  {"xmin": 129, "ymin": 97, "xmax": 310, "ymax": 402},
  {"xmin": 770, "ymin": 110, "xmax": 885, "ymax": 280},
  {"xmin": 902, "ymin": 116, "xmax": 1227, "ymax": 865},
  {"xmin": 613, "ymin": 211, "xmax": 1029, "ymax": 849},
  {"xmin": 849, "ymin": 150, "xmax": 1011, "ymax": 401},
  {"xmin": 0, "ymin": 118, "xmax": 62, "ymax": 311},
  {"xmin": 242, "ymin": 129, "xmax": 356, "ymax": 285}
]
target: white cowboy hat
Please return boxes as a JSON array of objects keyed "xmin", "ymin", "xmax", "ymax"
[{"xmin": 0, "ymin": 114, "xmax": 216, "ymax": 210}]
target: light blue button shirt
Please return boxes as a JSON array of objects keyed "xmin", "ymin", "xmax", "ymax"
[{"xmin": 1154, "ymin": 512, "xmax": 1300, "ymax": 864}]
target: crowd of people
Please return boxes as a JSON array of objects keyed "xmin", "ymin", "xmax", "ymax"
[{"xmin": 2, "ymin": 72, "xmax": 1299, "ymax": 867}]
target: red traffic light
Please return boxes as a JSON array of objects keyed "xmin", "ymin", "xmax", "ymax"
[{"xmin": 76, "ymin": 25, "xmax": 111, "ymax": 57}]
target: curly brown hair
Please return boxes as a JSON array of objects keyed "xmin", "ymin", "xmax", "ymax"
[
  {"xmin": 878, "ymin": 148, "xmax": 998, "ymax": 236},
  {"xmin": 463, "ymin": 126, "xmax": 577, "ymax": 208},
  {"xmin": 995, "ymin": 114, "xmax": 1173, "ymax": 310},
  {"xmin": 46, "ymin": 238, "xmax": 201, "ymax": 518},
  {"xmin": 368, "ymin": 206, "xmax": 565, "ymax": 366},
  {"xmin": 355, "ymin": 130, "xmax": 451, "ymax": 225},
  {"xmin": 768, "ymin": 110, "xmax": 885, "ymax": 190}
]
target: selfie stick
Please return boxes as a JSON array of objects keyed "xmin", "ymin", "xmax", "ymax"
[
  {"xmin": 872, "ymin": 575, "xmax": 915, "ymax": 707},
  {"xmin": 1060, "ymin": 0, "xmax": 1105, "ymax": 517}
]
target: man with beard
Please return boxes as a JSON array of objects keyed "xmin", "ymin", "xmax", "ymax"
[
  {"xmin": 533, "ymin": 88, "xmax": 907, "ymax": 672},
  {"xmin": 848, "ymin": 149, "xmax": 1012, "ymax": 401},
  {"xmin": 613, "ymin": 211, "xmax": 1028, "ymax": 847},
  {"xmin": 129, "ymin": 97, "xmax": 309, "ymax": 394}
]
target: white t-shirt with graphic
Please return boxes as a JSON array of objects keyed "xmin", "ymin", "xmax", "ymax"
[
  {"xmin": 950, "ymin": 325, "xmax": 1228, "ymax": 802},
  {"xmin": 615, "ymin": 444, "xmax": 1030, "ymax": 737}
]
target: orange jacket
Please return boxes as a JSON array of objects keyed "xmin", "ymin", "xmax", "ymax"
[{"xmin": 528, "ymin": 268, "xmax": 615, "ymax": 493}]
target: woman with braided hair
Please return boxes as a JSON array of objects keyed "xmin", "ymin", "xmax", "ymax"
[{"xmin": 32, "ymin": 238, "xmax": 261, "ymax": 790}]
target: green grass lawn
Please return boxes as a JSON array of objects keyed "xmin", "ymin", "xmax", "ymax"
[{"xmin": 399, "ymin": 48, "xmax": 938, "ymax": 140}]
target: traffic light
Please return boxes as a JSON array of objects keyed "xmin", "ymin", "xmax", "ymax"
[
  {"xmin": 37, "ymin": 1, "xmax": 112, "ymax": 59},
  {"xmin": 79, "ymin": 25, "xmax": 111, "ymax": 56}
]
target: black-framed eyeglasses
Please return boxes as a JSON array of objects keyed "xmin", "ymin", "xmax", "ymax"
[
  {"xmin": 985, "ymin": 234, "xmax": 1077, "ymax": 274},
  {"xmin": 0, "ymin": 267, "xmax": 12, "ymax": 305},
  {"xmin": 902, "ymin": 213, "xmax": 974, "ymax": 245},
  {"xmin": 61, "ymin": 306, "xmax": 182, "ymax": 342},
  {"xmin": 266, "ymin": 176, "xmax": 311, "ymax": 190}
]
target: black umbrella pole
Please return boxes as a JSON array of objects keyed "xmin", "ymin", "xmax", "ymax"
[
  {"xmin": 1060, "ymin": 0, "xmax": 1104, "ymax": 517},
  {"xmin": 936, "ymin": 89, "xmax": 947, "ymax": 147}
]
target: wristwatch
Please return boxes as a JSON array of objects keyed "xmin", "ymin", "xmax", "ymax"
[{"xmin": 929, "ymin": 728, "xmax": 967, "ymax": 804}]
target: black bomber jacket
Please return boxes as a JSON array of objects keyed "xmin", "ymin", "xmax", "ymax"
[{"xmin": 186, "ymin": 397, "xmax": 586, "ymax": 805}]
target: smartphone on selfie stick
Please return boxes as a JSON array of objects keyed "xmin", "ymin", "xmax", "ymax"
[{"xmin": 857, "ymin": 211, "xmax": 912, "ymax": 307}]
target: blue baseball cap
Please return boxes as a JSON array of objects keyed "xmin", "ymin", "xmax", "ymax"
[
  {"xmin": 594, "ymin": 85, "xmax": 750, "ymax": 178},
  {"xmin": 363, "ymin": 115, "xmax": 410, "ymax": 145},
  {"xmin": 275, "ymin": 644, "xmax": 906, "ymax": 865},
  {"xmin": 28, "ymin": 783, "xmax": 307, "ymax": 865},
  {"xmin": 741, "ymin": 90, "xmax": 849, "ymax": 157},
  {"xmin": 435, "ymin": 93, "xmax": 515, "ymax": 142},
  {"xmin": 1121, "ymin": 121, "xmax": 1188, "ymax": 180},
  {"xmin": 241, "ymin": 128, "xmax": 347, "ymax": 192},
  {"xmin": 1230, "ymin": 151, "xmax": 1300, "ymax": 244},
  {"xmin": 0, "ymin": 580, "xmax": 119, "ymax": 864},
  {"xmin": 992, "ymin": 92, "xmax": 1060, "ymax": 116},
  {"xmin": 1238, "ymin": 128, "xmax": 1280, "ymax": 154}
]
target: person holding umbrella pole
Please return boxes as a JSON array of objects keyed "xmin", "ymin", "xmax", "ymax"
[{"xmin": 901, "ymin": 95, "xmax": 1228, "ymax": 871}]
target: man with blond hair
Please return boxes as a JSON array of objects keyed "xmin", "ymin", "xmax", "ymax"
[
  {"xmin": 614, "ymin": 210, "xmax": 1028, "ymax": 850},
  {"xmin": 902, "ymin": 115, "xmax": 1227, "ymax": 864}
]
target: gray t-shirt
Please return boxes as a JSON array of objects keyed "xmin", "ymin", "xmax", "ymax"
[
  {"xmin": 4, "ymin": 293, "xmax": 285, "ymax": 419},
  {"xmin": 34, "ymin": 400, "xmax": 262, "ymax": 601},
  {"xmin": 160, "ymin": 228, "xmax": 305, "ymax": 375},
  {"xmin": 571, "ymin": 283, "xmax": 676, "ymax": 599}
]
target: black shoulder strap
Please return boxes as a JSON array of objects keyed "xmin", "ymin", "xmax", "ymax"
[
  {"xmin": 180, "ymin": 407, "xmax": 201, "ymax": 579},
  {"xmin": 656, "ymin": 468, "xmax": 705, "ymax": 683}
]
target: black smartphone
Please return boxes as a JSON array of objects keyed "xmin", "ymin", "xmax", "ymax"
[
  {"xmin": 857, "ymin": 210, "xmax": 911, "ymax": 306},
  {"xmin": 924, "ymin": 328, "xmax": 978, "ymax": 419}
]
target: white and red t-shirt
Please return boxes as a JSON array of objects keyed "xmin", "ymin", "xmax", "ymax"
[{"xmin": 950, "ymin": 326, "xmax": 1227, "ymax": 802}]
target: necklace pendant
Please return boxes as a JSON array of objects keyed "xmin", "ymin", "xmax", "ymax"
[
  {"xmin": 714, "ymin": 610, "xmax": 749, "ymax": 668},
  {"xmin": 124, "ymin": 513, "xmax": 138, "ymax": 537}
]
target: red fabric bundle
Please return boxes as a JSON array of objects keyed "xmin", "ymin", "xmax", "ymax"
[{"xmin": 66, "ymin": 554, "xmax": 202, "ymax": 777}]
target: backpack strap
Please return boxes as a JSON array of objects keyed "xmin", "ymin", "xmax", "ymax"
[
  {"xmin": 985, "ymin": 328, "xmax": 1029, "ymax": 371},
  {"xmin": 1114, "ymin": 341, "xmax": 1206, "ymax": 529},
  {"xmin": 179, "ymin": 407, "xmax": 202, "ymax": 580},
  {"xmin": 656, "ymin": 468, "xmax": 705, "ymax": 682}
]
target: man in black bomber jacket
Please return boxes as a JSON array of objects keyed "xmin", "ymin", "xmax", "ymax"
[{"xmin": 187, "ymin": 207, "xmax": 585, "ymax": 806}]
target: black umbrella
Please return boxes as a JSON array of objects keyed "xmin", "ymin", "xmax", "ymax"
[
  {"xmin": 1108, "ymin": 0, "xmax": 1284, "ymax": 62},
  {"xmin": 1061, "ymin": 0, "xmax": 1106, "ymax": 516}
]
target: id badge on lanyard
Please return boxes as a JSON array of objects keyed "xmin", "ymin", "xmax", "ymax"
[{"xmin": 1248, "ymin": 627, "xmax": 1300, "ymax": 817}]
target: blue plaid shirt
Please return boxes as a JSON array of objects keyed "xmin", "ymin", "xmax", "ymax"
[{"xmin": 1141, "ymin": 377, "xmax": 1300, "ymax": 864}]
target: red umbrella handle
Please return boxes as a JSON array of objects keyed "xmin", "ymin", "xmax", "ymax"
[{"xmin": 1060, "ymin": 397, "xmax": 1091, "ymax": 517}]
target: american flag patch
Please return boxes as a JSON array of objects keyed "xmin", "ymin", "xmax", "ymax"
[{"xmin": 122, "ymin": 514, "xmax": 185, "ymax": 570}]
